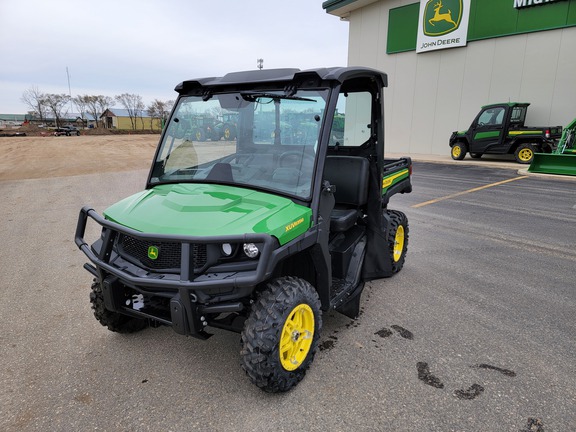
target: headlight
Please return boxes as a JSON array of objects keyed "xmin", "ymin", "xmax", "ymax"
[
  {"xmin": 221, "ymin": 243, "xmax": 233, "ymax": 257},
  {"xmin": 243, "ymin": 243, "xmax": 260, "ymax": 259}
]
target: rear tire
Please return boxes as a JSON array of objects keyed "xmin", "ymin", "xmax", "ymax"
[
  {"xmin": 514, "ymin": 143, "xmax": 536, "ymax": 164},
  {"xmin": 387, "ymin": 210, "xmax": 409, "ymax": 274},
  {"xmin": 89, "ymin": 281, "xmax": 148, "ymax": 333},
  {"xmin": 223, "ymin": 124, "xmax": 236, "ymax": 140},
  {"xmin": 451, "ymin": 142, "xmax": 467, "ymax": 160},
  {"xmin": 240, "ymin": 276, "xmax": 322, "ymax": 393}
]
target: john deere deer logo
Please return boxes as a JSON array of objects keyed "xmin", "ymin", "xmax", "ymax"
[
  {"xmin": 424, "ymin": 0, "xmax": 462, "ymax": 36},
  {"xmin": 429, "ymin": 1, "xmax": 456, "ymax": 27},
  {"xmin": 147, "ymin": 245, "xmax": 159, "ymax": 260}
]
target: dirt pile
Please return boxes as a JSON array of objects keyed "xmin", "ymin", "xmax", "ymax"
[{"xmin": 0, "ymin": 135, "xmax": 160, "ymax": 181}]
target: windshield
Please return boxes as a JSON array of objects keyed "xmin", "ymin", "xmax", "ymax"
[{"xmin": 150, "ymin": 89, "xmax": 329, "ymax": 199}]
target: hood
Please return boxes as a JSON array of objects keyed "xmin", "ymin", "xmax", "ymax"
[{"xmin": 104, "ymin": 183, "xmax": 312, "ymax": 245}]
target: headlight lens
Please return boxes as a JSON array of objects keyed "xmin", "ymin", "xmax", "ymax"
[
  {"xmin": 243, "ymin": 243, "xmax": 260, "ymax": 259},
  {"xmin": 221, "ymin": 243, "xmax": 233, "ymax": 257}
]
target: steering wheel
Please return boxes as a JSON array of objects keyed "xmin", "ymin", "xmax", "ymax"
[
  {"xmin": 278, "ymin": 151, "xmax": 315, "ymax": 168},
  {"xmin": 221, "ymin": 153, "xmax": 254, "ymax": 165}
]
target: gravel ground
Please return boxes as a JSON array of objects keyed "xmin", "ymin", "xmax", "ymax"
[{"xmin": 1, "ymin": 136, "xmax": 574, "ymax": 431}]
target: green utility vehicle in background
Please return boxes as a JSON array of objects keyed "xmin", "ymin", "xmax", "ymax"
[
  {"xmin": 449, "ymin": 103, "xmax": 562, "ymax": 164},
  {"xmin": 75, "ymin": 67, "xmax": 412, "ymax": 392}
]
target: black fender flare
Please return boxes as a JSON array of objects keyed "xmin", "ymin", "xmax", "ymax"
[
  {"xmin": 510, "ymin": 138, "xmax": 543, "ymax": 153},
  {"xmin": 449, "ymin": 136, "xmax": 468, "ymax": 148}
]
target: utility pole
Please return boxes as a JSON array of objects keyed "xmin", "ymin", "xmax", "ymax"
[
  {"xmin": 66, "ymin": 66, "xmax": 72, "ymax": 97},
  {"xmin": 66, "ymin": 66, "xmax": 75, "ymax": 123}
]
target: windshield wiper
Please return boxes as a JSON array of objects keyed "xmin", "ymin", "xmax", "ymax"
[{"xmin": 240, "ymin": 92, "xmax": 317, "ymax": 102}]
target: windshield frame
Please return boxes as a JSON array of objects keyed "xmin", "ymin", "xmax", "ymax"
[{"xmin": 147, "ymin": 88, "xmax": 330, "ymax": 202}]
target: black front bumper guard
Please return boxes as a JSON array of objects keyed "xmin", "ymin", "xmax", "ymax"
[{"xmin": 75, "ymin": 206, "xmax": 285, "ymax": 338}]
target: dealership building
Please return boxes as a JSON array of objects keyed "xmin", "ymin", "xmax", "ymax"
[{"xmin": 323, "ymin": 0, "xmax": 576, "ymax": 155}]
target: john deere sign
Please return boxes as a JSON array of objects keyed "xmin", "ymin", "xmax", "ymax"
[
  {"xmin": 416, "ymin": 0, "xmax": 471, "ymax": 53},
  {"xmin": 387, "ymin": 0, "xmax": 576, "ymax": 54}
]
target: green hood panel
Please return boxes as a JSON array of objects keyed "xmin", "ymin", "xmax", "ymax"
[{"xmin": 104, "ymin": 184, "xmax": 312, "ymax": 245}]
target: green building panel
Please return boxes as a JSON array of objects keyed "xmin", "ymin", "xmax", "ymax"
[
  {"xmin": 387, "ymin": 3, "xmax": 420, "ymax": 53},
  {"xmin": 569, "ymin": 0, "xmax": 576, "ymax": 23},
  {"xmin": 516, "ymin": 1, "xmax": 571, "ymax": 33},
  {"xmin": 467, "ymin": 0, "xmax": 519, "ymax": 40}
]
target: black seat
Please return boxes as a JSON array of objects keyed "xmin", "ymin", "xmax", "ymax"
[
  {"xmin": 323, "ymin": 156, "xmax": 369, "ymax": 232},
  {"xmin": 206, "ymin": 162, "xmax": 234, "ymax": 182}
]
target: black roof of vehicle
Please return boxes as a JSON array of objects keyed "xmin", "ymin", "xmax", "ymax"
[
  {"xmin": 480, "ymin": 102, "xmax": 530, "ymax": 109},
  {"xmin": 175, "ymin": 67, "xmax": 388, "ymax": 95}
]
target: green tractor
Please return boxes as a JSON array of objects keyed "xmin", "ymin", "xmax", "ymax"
[
  {"xmin": 189, "ymin": 112, "xmax": 238, "ymax": 142},
  {"xmin": 75, "ymin": 67, "xmax": 412, "ymax": 392}
]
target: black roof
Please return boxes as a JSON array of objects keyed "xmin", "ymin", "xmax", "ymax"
[{"xmin": 175, "ymin": 66, "xmax": 387, "ymax": 94}]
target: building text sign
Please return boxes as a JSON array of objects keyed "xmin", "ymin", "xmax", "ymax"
[
  {"xmin": 416, "ymin": 0, "xmax": 471, "ymax": 53},
  {"xmin": 514, "ymin": 0, "xmax": 566, "ymax": 8}
]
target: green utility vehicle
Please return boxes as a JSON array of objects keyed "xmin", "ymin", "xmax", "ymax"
[
  {"xmin": 449, "ymin": 103, "xmax": 562, "ymax": 164},
  {"xmin": 75, "ymin": 67, "xmax": 412, "ymax": 392}
]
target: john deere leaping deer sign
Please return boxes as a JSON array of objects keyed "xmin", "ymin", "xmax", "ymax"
[
  {"xmin": 417, "ymin": 0, "xmax": 470, "ymax": 53},
  {"xmin": 429, "ymin": 1, "xmax": 456, "ymax": 27},
  {"xmin": 423, "ymin": 0, "xmax": 462, "ymax": 37}
]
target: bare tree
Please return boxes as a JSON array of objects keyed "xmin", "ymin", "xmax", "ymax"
[
  {"xmin": 79, "ymin": 95, "xmax": 114, "ymax": 128},
  {"xmin": 21, "ymin": 86, "xmax": 48, "ymax": 122},
  {"xmin": 139, "ymin": 111, "xmax": 146, "ymax": 130},
  {"xmin": 115, "ymin": 93, "xmax": 144, "ymax": 130},
  {"xmin": 43, "ymin": 94, "xmax": 71, "ymax": 127},
  {"xmin": 73, "ymin": 95, "xmax": 89, "ymax": 127},
  {"xmin": 147, "ymin": 99, "xmax": 174, "ymax": 131}
]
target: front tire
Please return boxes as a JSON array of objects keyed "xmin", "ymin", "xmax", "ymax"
[
  {"xmin": 451, "ymin": 142, "xmax": 467, "ymax": 160},
  {"xmin": 89, "ymin": 281, "xmax": 148, "ymax": 333},
  {"xmin": 240, "ymin": 277, "xmax": 322, "ymax": 393},
  {"xmin": 194, "ymin": 129, "xmax": 205, "ymax": 141},
  {"xmin": 387, "ymin": 210, "xmax": 409, "ymax": 274}
]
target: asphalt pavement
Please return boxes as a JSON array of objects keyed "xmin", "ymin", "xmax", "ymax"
[{"xmin": 1, "ymin": 159, "xmax": 575, "ymax": 431}]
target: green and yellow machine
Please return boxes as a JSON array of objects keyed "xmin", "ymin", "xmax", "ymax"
[
  {"xmin": 449, "ymin": 103, "xmax": 562, "ymax": 164},
  {"xmin": 529, "ymin": 117, "xmax": 576, "ymax": 176},
  {"xmin": 75, "ymin": 67, "xmax": 413, "ymax": 392}
]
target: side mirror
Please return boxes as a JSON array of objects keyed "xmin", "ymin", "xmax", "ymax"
[{"xmin": 322, "ymin": 180, "xmax": 336, "ymax": 194}]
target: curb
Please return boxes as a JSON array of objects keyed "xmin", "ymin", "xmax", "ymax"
[
  {"xmin": 386, "ymin": 153, "xmax": 576, "ymax": 181},
  {"xmin": 518, "ymin": 168, "xmax": 576, "ymax": 182}
]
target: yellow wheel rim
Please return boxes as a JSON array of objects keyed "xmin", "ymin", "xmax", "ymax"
[
  {"xmin": 518, "ymin": 148, "xmax": 533, "ymax": 162},
  {"xmin": 393, "ymin": 225, "xmax": 405, "ymax": 263},
  {"xmin": 279, "ymin": 304, "xmax": 315, "ymax": 371},
  {"xmin": 224, "ymin": 128, "xmax": 230, "ymax": 140},
  {"xmin": 452, "ymin": 146, "xmax": 461, "ymax": 158}
]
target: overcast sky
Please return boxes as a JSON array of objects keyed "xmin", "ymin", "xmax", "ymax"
[{"xmin": 0, "ymin": 0, "xmax": 349, "ymax": 114}]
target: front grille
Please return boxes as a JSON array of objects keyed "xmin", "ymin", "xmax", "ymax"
[{"xmin": 117, "ymin": 235, "xmax": 207, "ymax": 271}]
